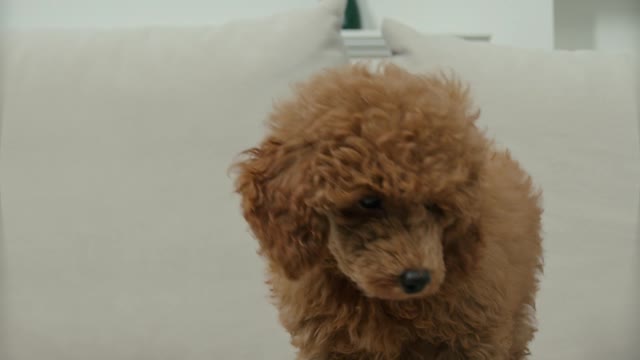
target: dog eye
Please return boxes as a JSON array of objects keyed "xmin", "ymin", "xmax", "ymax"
[
  {"xmin": 425, "ymin": 202, "xmax": 445, "ymax": 217},
  {"xmin": 359, "ymin": 196, "xmax": 383, "ymax": 210}
]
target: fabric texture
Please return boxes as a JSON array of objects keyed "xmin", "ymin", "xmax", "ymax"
[
  {"xmin": 382, "ymin": 18, "xmax": 640, "ymax": 360},
  {"xmin": 0, "ymin": 1, "xmax": 348, "ymax": 359}
]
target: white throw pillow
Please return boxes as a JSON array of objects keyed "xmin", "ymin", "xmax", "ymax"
[
  {"xmin": 0, "ymin": 1, "xmax": 348, "ymax": 359},
  {"xmin": 382, "ymin": 19, "xmax": 640, "ymax": 360}
]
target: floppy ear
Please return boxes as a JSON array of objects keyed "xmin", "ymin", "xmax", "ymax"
[
  {"xmin": 234, "ymin": 139, "xmax": 328, "ymax": 280},
  {"xmin": 442, "ymin": 173, "xmax": 485, "ymax": 274},
  {"xmin": 443, "ymin": 217, "xmax": 483, "ymax": 274}
]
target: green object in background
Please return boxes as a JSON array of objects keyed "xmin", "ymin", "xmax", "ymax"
[{"xmin": 342, "ymin": 0, "xmax": 362, "ymax": 29}]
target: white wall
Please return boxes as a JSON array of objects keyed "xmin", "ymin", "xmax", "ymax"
[
  {"xmin": 4, "ymin": 0, "xmax": 554, "ymax": 49},
  {"xmin": 364, "ymin": 0, "xmax": 554, "ymax": 50},
  {"xmin": 555, "ymin": 0, "xmax": 640, "ymax": 52},
  {"xmin": 2, "ymin": 0, "xmax": 306, "ymax": 28}
]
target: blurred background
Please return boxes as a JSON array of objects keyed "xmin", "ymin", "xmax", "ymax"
[{"xmin": 2, "ymin": 0, "xmax": 639, "ymax": 52}]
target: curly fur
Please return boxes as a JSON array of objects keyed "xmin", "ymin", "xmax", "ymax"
[{"xmin": 234, "ymin": 64, "xmax": 543, "ymax": 360}]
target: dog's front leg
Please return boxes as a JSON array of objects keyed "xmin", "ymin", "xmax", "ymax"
[
  {"xmin": 295, "ymin": 350, "xmax": 329, "ymax": 360},
  {"xmin": 296, "ymin": 351, "xmax": 376, "ymax": 360},
  {"xmin": 433, "ymin": 332, "xmax": 511, "ymax": 360}
]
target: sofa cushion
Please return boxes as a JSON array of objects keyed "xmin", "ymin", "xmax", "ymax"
[{"xmin": 0, "ymin": 1, "xmax": 348, "ymax": 359}]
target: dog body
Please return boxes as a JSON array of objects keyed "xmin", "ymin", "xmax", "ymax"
[{"xmin": 235, "ymin": 65, "xmax": 543, "ymax": 360}]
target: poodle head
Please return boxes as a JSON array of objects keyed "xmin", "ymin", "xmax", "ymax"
[{"xmin": 234, "ymin": 64, "xmax": 488, "ymax": 300}]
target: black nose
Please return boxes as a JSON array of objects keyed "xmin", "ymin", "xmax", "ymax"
[{"xmin": 399, "ymin": 269, "xmax": 431, "ymax": 294}]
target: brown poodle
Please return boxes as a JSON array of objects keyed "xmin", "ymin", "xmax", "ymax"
[{"xmin": 234, "ymin": 64, "xmax": 543, "ymax": 360}]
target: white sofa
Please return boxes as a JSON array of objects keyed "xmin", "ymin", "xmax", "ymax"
[
  {"xmin": 1, "ymin": 2, "xmax": 638, "ymax": 359},
  {"xmin": 0, "ymin": 2, "xmax": 348, "ymax": 359}
]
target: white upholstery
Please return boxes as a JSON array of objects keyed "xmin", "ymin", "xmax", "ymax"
[
  {"xmin": 382, "ymin": 18, "xmax": 640, "ymax": 360},
  {"xmin": 0, "ymin": 1, "xmax": 348, "ymax": 359}
]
